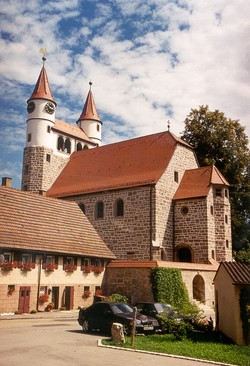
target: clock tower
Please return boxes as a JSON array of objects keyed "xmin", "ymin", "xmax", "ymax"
[{"xmin": 21, "ymin": 56, "xmax": 60, "ymax": 193}]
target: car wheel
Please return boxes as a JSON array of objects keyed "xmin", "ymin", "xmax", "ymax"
[
  {"xmin": 82, "ymin": 319, "xmax": 90, "ymax": 332},
  {"xmin": 122, "ymin": 324, "xmax": 131, "ymax": 336}
]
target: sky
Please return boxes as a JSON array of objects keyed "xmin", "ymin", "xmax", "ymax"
[{"xmin": 0, "ymin": 0, "xmax": 250, "ymax": 189}]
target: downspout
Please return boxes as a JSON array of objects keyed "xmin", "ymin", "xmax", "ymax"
[
  {"xmin": 149, "ymin": 185, "xmax": 154, "ymax": 261},
  {"xmin": 172, "ymin": 201, "xmax": 175, "ymax": 261},
  {"xmin": 36, "ymin": 256, "xmax": 43, "ymax": 311}
]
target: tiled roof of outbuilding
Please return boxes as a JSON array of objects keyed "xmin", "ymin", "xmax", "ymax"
[
  {"xmin": 173, "ymin": 165, "xmax": 229, "ymax": 200},
  {"xmin": 47, "ymin": 131, "xmax": 193, "ymax": 198},
  {"xmin": 0, "ymin": 186, "xmax": 115, "ymax": 259},
  {"xmin": 215, "ymin": 262, "xmax": 250, "ymax": 285}
]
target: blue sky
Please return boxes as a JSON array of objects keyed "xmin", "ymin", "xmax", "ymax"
[{"xmin": 0, "ymin": 0, "xmax": 250, "ymax": 189}]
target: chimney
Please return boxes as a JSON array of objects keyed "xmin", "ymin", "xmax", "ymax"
[{"xmin": 2, "ymin": 177, "xmax": 12, "ymax": 188}]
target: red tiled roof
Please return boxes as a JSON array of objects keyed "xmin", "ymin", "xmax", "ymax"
[
  {"xmin": 28, "ymin": 66, "xmax": 55, "ymax": 104},
  {"xmin": 214, "ymin": 262, "xmax": 250, "ymax": 285},
  {"xmin": 0, "ymin": 186, "xmax": 115, "ymax": 259},
  {"xmin": 47, "ymin": 131, "xmax": 192, "ymax": 198},
  {"xmin": 53, "ymin": 119, "xmax": 95, "ymax": 144},
  {"xmin": 77, "ymin": 88, "xmax": 101, "ymax": 123},
  {"xmin": 173, "ymin": 165, "xmax": 229, "ymax": 200}
]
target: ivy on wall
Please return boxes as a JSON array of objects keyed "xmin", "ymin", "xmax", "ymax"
[{"xmin": 150, "ymin": 267, "xmax": 190, "ymax": 310}]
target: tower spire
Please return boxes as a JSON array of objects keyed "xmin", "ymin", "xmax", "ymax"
[
  {"xmin": 77, "ymin": 82, "xmax": 101, "ymax": 123},
  {"xmin": 27, "ymin": 49, "xmax": 56, "ymax": 104}
]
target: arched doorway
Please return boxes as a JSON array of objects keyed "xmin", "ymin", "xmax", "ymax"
[{"xmin": 193, "ymin": 274, "xmax": 205, "ymax": 302}]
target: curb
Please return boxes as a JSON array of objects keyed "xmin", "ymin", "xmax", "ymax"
[{"xmin": 97, "ymin": 339, "xmax": 238, "ymax": 366}]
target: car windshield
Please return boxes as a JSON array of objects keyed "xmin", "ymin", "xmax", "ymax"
[
  {"xmin": 155, "ymin": 303, "xmax": 172, "ymax": 313},
  {"xmin": 110, "ymin": 303, "xmax": 133, "ymax": 314}
]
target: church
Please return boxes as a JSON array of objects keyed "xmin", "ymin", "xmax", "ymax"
[{"xmin": 0, "ymin": 57, "xmax": 232, "ymax": 313}]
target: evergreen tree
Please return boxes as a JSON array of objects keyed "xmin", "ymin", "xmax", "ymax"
[{"xmin": 181, "ymin": 105, "xmax": 250, "ymax": 251}]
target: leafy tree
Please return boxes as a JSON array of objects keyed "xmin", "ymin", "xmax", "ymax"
[{"xmin": 181, "ymin": 105, "xmax": 250, "ymax": 251}]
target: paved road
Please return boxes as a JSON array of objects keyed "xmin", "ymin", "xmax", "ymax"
[{"xmin": 0, "ymin": 314, "xmax": 221, "ymax": 366}]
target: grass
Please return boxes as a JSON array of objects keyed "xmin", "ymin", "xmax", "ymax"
[{"xmin": 102, "ymin": 331, "xmax": 250, "ymax": 366}]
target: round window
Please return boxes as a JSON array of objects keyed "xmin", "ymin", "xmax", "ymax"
[{"xmin": 181, "ymin": 206, "xmax": 189, "ymax": 215}]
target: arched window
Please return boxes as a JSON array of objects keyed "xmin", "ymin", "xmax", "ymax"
[
  {"xmin": 79, "ymin": 203, "xmax": 85, "ymax": 214},
  {"xmin": 96, "ymin": 201, "xmax": 104, "ymax": 219},
  {"xmin": 115, "ymin": 198, "xmax": 124, "ymax": 217},
  {"xmin": 83, "ymin": 145, "xmax": 89, "ymax": 150},
  {"xmin": 175, "ymin": 245, "xmax": 192, "ymax": 263},
  {"xmin": 193, "ymin": 274, "xmax": 205, "ymax": 302},
  {"xmin": 77, "ymin": 142, "xmax": 82, "ymax": 151},
  {"xmin": 65, "ymin": 138, "xmax": 71, "ymax": 153},
  {"xmin": 57, "ymin": 136, "xmax": 64, "ymax": 151}
]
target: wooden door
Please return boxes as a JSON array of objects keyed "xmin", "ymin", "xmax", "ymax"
[
  {"xmin": 18, "ymin": 286, "xmax": 31, "ymax": 313},
  {"xmin": 65, "ymin": 286, "xmax": 74, "ymax": 310}
]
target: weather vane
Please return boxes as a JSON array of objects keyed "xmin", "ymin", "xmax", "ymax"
[
  {"xmin": 39, "ymin": 48, "xmax": 47, "ymax": 65},
  {"xmin": 167, "ymin": 120, "xmax": 170, "ymax": 131}
]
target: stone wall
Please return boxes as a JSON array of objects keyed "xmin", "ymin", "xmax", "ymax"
[
  {"xmin": 154, "ymin": 144, "xmax": 198, "ymax": 260},
  {"xmin": 21, "ymin": 146, "xmax": 68, "ymax": 193},
  {"xmin": 72, "ymin": 186, "xmax": 153, "ymax": 260}
]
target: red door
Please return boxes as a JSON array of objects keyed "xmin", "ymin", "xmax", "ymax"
[{"xmin": 18, "ymin": 286, "xmax": 31, "ymax": 313}]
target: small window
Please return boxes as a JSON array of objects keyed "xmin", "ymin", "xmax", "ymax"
[
  {"xmin": 96, "ymin": 201, "xmax": 104, "ymax": 219},
  {"xmin": 115, "ymin": 199, "xmax": 124, "ymax": 217},
  {"xmin": 27, "ymin": 133, "xmax": 31, "ymax": 142},
  {"xmin": 210, "ymin": 206, "xmax": 214, "ymax": 215},
  {"xmin": 77, "ymin": 142, "xmax": 82, "ymax": 151},
  {"xmin": 64, "ymin": 256, "xmax": 74, "ymax": 265},
  {"xmin": 23, "ymin": 185, "xmax": 27, "ymax": 191},
  {"xmin": 47, "ymin": 126, "xmax": 51, "ymax": 133},
  {"xmin": 211, "ymin": 250, "xmax": 215, "ymax": 259},
  {"xmin": 215, "ymin": 189, "xmax": 222, "ymax": 197},
  {"xmin": 84, "ymin": 285, "xmax": 90, "ymax": 292},
  {"xmin": 181, "ymin": 206, "xmax": 189, "ymax": 215},
  {"xmin": 225, "ymin": 215, "xmax": 228, "ymax": 224},
  {"xmin": 22, "ymin": 254, "xmax": 32, "ymax": 263},
  {"xmin": 174, "ymin": 171, "xmax": 179, "ymax": 183},
  {"xmin": 45, "ymin": 255, "xmax": 55, "ymax": 264},
  {"xmin": 79, "ymin": 203, "xmax": 86, "ymax": 214},
  {"xmin": 225, "ymin": 189, "xmax": 228, "ymax": 198},
  {"xmin": 46, "ymin": 154, "xmax": 51, "ymax": 163},
  {"xmin": 83, "ymin": 145, "xmax": 89, "ymax": 150},
  {"xmin": 97, "ymin": 124, "xmax": 100, "ymax": 132},
  {"xmin": 3, "ymin": 253, "xmax": 13, "ymax": 262},
  {"xmin": 226, "ymin": 240, "xmax": 229, "ymax": 248}
]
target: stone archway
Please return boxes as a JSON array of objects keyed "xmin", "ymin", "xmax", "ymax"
[{"xmin": 193, "ymin": 274, "xmax": 205, "ymax": 302}]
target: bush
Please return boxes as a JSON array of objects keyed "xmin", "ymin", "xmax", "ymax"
[
  {"xmin": 157, "ymin": 315, "xmax": 192, "ymax": 340},
  {"xmin": 109, "ymin": 293, "xmax": 128, "ymax": 303}
]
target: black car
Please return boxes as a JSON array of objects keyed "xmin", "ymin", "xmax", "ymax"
[
  {"xmin": 78, "ymin": 302, "xmax": 159, "ymax": 335},
  {"xmin": 135, "ymin": 302, "xmax": 174, "ymax": 318}
]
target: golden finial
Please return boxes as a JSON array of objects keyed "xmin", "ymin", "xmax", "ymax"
[{"xmin": 39, "ymin": 48, "xmax": 47, "ymax": 65}]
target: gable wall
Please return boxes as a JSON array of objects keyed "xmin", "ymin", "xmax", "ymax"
[{"xmin": 155, "ymin": 144, "xmax": 198, "ymax": 260}]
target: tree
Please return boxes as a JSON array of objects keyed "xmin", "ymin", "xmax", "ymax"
[{"xmin": 181, "ymin": 105, "xmax": 250, "ymax": 251}]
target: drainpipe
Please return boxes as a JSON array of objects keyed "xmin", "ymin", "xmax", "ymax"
[
  {"xmin": 172, "ymin": 201, "xmax": 175, "ymax": 261},
  {"xmin": 36, "ymin": 256, "xmax": 43, "ymax": 311},
  {"xmin": 149, "ymin": 185, "xmax": 154, "ymax": 261}
]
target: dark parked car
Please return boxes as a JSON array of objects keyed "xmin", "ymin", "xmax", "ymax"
[
  {"xmin": 135, "ymin": 302, "xmax": 175, "ymax": 318},
  {"xmin": 78, "ymin": 302, "xmax": 159, "ymax": 335}
]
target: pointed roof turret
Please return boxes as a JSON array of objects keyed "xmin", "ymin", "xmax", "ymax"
[
  {"xmin": 77, "ymin": 82, "xmax": 101, "ymax": 123},
  {"xmin": 28, "ymin": 66, "xmax": 56, "ymax": 104}
]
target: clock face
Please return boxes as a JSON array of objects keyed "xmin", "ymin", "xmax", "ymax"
[
  {"xmin": 27, "ymin": 101, "xmax": 35, "ymax": 113},
  {"xmin": 45, "ymin": 102, "xmax": 55, "ymax": 114}
]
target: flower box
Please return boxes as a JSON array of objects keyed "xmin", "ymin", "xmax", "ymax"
[
  {"xmin": 83, "ymin": 290, "xmax": 91, "ymax": 298},
  {"xmin": 39, "ymin": 294, "xmax": 49, "ymax": 304},
  {"xmin": 63, "ymin": 264, "xmax": 77, "ymax": 272},
  {"xmin": 81, "ymin": 265, "xmax": 94, "ymax": 273},
  {"xmin": 0, "ymin": 262, "xmax": 14, "ymax": 272},
  {"xmin": 94, "ymin": 266, "xmax": 104, "ymax": 274},
  {"xmin": 42, "ymin": 263, "xmax": 58, "ymax": 272},
  {"xmin": 20, "ymin": 262, "xmax": 35, "ymax": 271}
]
